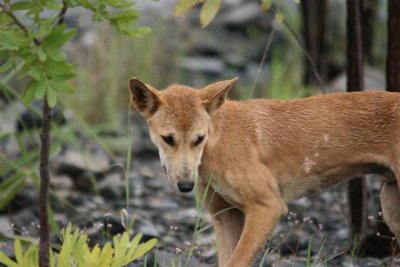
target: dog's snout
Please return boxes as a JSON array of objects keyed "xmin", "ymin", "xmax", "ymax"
[{"xmin": 177, "ymin": 180, "xmax": 194, "ymax": 193}]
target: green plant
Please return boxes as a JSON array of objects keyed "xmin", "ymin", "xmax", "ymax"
[
  {"xmin": 0, "ymin": 223, "xmax": 157, "ymax": 267},
  {"xmin": 0, "ymin": 1, "xmax": 150, "ymax": 265}
]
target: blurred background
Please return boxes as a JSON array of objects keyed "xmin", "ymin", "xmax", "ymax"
[{"xmin": 1, "ymin": 0, "xmax": 396, "ymax": 266}]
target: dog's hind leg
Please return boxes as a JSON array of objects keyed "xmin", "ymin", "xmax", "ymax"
[
  {"xmin": 380, "ymin": 181, "xmax": 400, "ymax": 242},
  {"xmin": 199, "ymin": 185, "xmax": 244, "ymax": 266}
]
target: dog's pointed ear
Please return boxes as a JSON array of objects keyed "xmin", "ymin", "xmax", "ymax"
[
  {"xmin": 129, "ymin": 78, "xmax": 162, "ymax": 118},
  {"xmin": 200, "ymin": 77, "xmax": 238, "ymax": 115}
]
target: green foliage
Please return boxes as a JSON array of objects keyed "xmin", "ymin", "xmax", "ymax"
[
  {"xmin": 0, "ymin": 0, "xmax": 150, "ymax": 107},
  {"xmin": 0, "ymin": 223, "xmax": 157, "ymax": 267},
  {"xmin": 175, "ymin": 0, "xmax": 298, "ymax": 27},
  {"xmin": 175, "ymin": 0, "xmax": 221, "ymax": 27}
]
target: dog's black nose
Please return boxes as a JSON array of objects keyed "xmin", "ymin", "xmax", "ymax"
[{"xmin": 177, "ymin": 181, "xmax": 194, "ymax": 193}]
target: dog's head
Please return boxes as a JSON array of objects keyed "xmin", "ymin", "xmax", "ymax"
[{"xmin": 128, "ymin": 78, "xmax": 238, "ymax": 193}]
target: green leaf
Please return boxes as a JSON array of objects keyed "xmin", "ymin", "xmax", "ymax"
[
  {"xmin": 25, "ymin": 4, "xmax": 44, "ymax": 17},
  {"xmin": 0, "ymin": 59, "xmax": 13, "ymax": 73},
  {"xmin": 47, "ymin": 49, "xmax": 65, "ymax": 62},
  {"xmin": 200, "ymin": 0, "xmax": 222, "ymax": 28},
  {"xmin": 42, "ymin": 26, "xmax": 77, "ymax": 49},
  {"xmin": 126, "ymin": 233, "xmax": 141, "ymax": 260},
  {"xmin": 106, "ymin": 0, "xmax": 134, "ymax": 8},
  {"xmin": 47, "ymin": 87, "xmax": 57, "ymax": 107},
  {"xmin": 42, "ymin": 58, "xmax": 75, "ymax": 80},
  {"xmin": 28, "ymin": 66, "xmax": 42, "ymax": 81},
  {"xmin": 109, "ymin": 10, "xmax": 139, "ymax": 20},
  {"xmin": 49, "ymin": 79, "xmax": 75, "ymax": 94},
  {"xmin": 14, "ymin": 240, "xmax": 23, "ymax": 264},
  {"xmin": 0, "ymin": 13, "xmax": 13, "ymax": 25},
  {"xmin": 37, "ymin": 48, "xmax": 47, "ymax": 62},
  {"xmin": 275, "ymin": 10, "xmax": 284, "ymax": 24},
  {"xmin": 175, "ymin": 0, "xmax": 200, "ymax": 16},
  {"xmin": 98, "ymin": 243, "xmax": 113, "ymax": 266},
  {"xmin": 45, "ymin": 0, "xmax": 63, "ymax": 10},
  {"xmin": 0, "ymin": 30, "xmax": 29, "ymax": 51},
  {"xmin": 261, "ymin": 0, "xmax": 272, "ymax": 10},
  {"xmin": 0, "ymin": 173, "xmax": 26, "ymax": 210},
  {"xmin": 23, "ymin": 80, "xmax": 40, "ymax": 105},
  {"xmin": 0, "ymin": 251, "xmax": 18, "ymax": 267},
  {"xmin": 120, "ymin": 27, "xmax": 151, "ymax": 38},
  {"xmin": 10, "ymin": 1, "xmax": 35, "ymax": 10},
  {"xmin": 131, "ymin": 238, "xmax": 157, "ymax": 261},
  {"xmin": 34, "ymin": 82, "xmax": 47, "ymax": 100}
]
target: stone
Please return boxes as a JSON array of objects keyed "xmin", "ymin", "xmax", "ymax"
[
  {"xmin": 146, "ymin": 249, "xmax": 213, "ymax": 267},
  {"xmin": 50, "ymin": 174, "xmax": 73, "ymax": 191},
  {"xmin": 4, "ymin": 188, "xmax": 36, "ymax": 213},
  {"xmin": 16, "ymin": 103, "xmax": 66, "ymax": 132},
  {"xmin": 0, "ymin": 216, "xmax": 13, "ymax": 237},
  {"xmin": 179, "ymin": 56, "xmax": 224, "ymax": 74},
  {"xmin": 10, "ymin": 208, "xmax": 39, "ymax": 237},
  {"xmin": 137, "ymin": 220, "xmax": 160, "ymax": 240},
  {"xmin": 219, "ymin": 2, "xmax": 265, "ymax": 26},
  {"xmin": 98, "ymin": 172, "xmax": 125, "ymax": 199},
  {"xmin": 53, "ymin": 150, "xmax": 110, "ymax": 176}
]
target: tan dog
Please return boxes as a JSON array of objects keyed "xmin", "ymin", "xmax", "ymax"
[{"xmin": 128, "ymin": 77, "xmax": 400, "ymax": 267}]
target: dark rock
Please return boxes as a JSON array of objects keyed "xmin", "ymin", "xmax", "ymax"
[
  {"xmin": 0, "ymin": 239, "xmax": 15, "ymax": 258},
  {"xmin": 53, "ymin": 150, "xmax": 110, "ymax": 175},
  {"xmin": 146, "ymin": 249, "xmax": 213, "ymax": 267},
  {"xmin": 53, "ymin": 150, "xmax": 111, "ymax": 191},
  {"xmin": 16, "ymin": 102, "xmax": 66, "ymax": 132},
  {"xmin": 148, "ymin": 198, "xmax": 179, "ymax": 210},
  {"xmin": 0, "ymin": 216, "xmax": 12, "ymax": 237},
  {"xmin": 137, "ymin": 220, "xmax": 160, "ymax": 241},
  {"xmin": 220, "ymin": 2, "xmax": 265, "ymax": 26},
  {"xmin": 98, "ymin": 173, "xmax": 125, "ymax": 199},
  {"xmin": 50, "ymin": 174, "xmax": 73, "ymax": 191},
  {"xmin": 102, "ymin": 215, "xmax": 126, "ymax": 236},
  {"xmin": 279, "ymin": 233, "xmax": 309, "ymax": 256},
  {"xmin": 179, "ymin": 56, "xmax": 225, "ymax": 74},
  {"xmin": 4, "ymin": 188, "xmax": 36, "ymax": 213},
  {"xmin": 10, "ymin": 208, "xmax": 39, "ymax": 236}
]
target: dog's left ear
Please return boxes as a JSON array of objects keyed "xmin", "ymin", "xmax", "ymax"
[
  {"xmin": 200, "ymin": 77, "xmax": 238, "ymax": 115},
  {"xmin": 129, "ymin": 78, "xmax": 162, "ymax": 118}
]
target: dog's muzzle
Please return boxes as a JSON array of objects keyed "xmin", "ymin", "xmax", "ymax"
[{"xmin": 177, "ymin": 180, "xmax": 194, "ymax": 193}]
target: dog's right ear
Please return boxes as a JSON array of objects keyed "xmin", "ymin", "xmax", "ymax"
[
  {"xmin": 128, "ymin": 78, "xmax": 161, "ymax": 118},
  {"xmin": 200, "ymin": 77, "xmax": 238, "ymax": 115}
]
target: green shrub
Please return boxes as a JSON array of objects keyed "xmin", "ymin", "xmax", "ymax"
[{"xmin": 0, "ymin": 223, "xmax": 157, "ymax": 267}]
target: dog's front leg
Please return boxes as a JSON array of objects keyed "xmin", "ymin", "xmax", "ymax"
[
  {"xmin": 225, "ymin": 201, "xmax": 287, "ymax": 267},
  {"xmin": 198, "ymin": 184, "xmax": 245, "ymax": 266}
]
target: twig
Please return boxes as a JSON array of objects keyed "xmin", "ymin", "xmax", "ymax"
[
  {"xmin": 38, "ymin": 3, "xmax": 69, "ymax": 264},
  {"xmin": 282, "ymin": 19, "xmax": 327, "ymax": 94},
  {"xmin": 249, "ymin": 26, "xmax": 276, "ymax": 98},
  {"xmin": 0, "ymin": 3, "xmax": 41, "ymax": 46}
]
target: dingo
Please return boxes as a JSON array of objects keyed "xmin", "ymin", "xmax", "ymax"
[{"xmin": 128, "ymin": 77, "xmax": 400, "ymax": 266}]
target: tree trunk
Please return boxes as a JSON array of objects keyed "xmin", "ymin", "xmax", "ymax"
[
  {"xmin": 346, "ymin": 0, "xmax": 368, "ymax": 245},
  {"xmin": 362, "ymin": 0, "xmax": 378, "ymax": 64},
  {"xmin": 38, "ymin": 4, "xmax": 67, "ymax": 267},
  {"xmin": 300, "ymin": 0, "xmax": 327, "ymax": 85},
  {"xmin": 387, "ymin": 0, "xmax": 400, "ymax": 91},
  {"xmin": 39, "ymin": 99, "xmax": 51, "ymax": 267}
]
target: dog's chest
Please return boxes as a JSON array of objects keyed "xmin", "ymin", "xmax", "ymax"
[{"xmin": 210, "ymin": 176, "xmax": 244, "ymax": 208}]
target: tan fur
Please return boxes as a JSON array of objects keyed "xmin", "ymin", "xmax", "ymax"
[{"xmin": 128, "ymin": 77, "xmax": 400, "ymax": 267}]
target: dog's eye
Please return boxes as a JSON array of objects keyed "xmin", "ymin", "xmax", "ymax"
[
  {"xmin": 194, "ymin": 135, "xmax": 204, "ymax": 146},
  {"xmin": 161, "ymin": 135, "xmax": 175, "ymax": 146}
]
